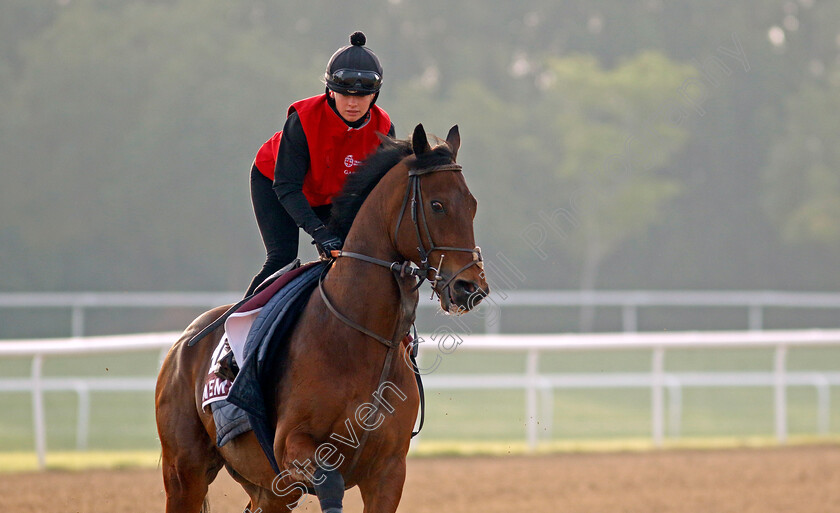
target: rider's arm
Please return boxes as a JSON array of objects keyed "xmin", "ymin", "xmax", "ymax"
[{"xmin": 272, "ymin": 111, "xmax": 326, "ymax": 237}]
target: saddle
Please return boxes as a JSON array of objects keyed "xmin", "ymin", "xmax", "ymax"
[
  {"xmin": 187, "ymin": 258, "xmax": 304, "ymax": 348},
  {"xmin": 197, "ymin": 258, "xmax": 426, "ymax": 473},
  {"xmin": 198, "ymin": 260, "xmax": 327, "ymax": 465}
]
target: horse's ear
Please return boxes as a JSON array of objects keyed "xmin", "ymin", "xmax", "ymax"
[
  {"xmin": 412, "ymin": 123, "xmax": 431, "ymax": 155},
  {"xmin": 446, "ymin": 124, "xmax": 460, "ymax": 161}
]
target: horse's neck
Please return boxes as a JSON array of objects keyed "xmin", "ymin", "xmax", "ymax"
[{"xmin": 322, "ymin": 220, "xmax": 418, "ymax": 348}]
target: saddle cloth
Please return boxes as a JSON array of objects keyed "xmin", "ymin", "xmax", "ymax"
[
  {"xmin": 201, "ymin": 260, "xmax": 327, "ymax": 456},
  {"xmin": 200, "ymin": 336, "xmax": 251, "ymax": 447},
  {"xmin": 202, "ymin": 335, "xmax": 234, "ymax": 409}
]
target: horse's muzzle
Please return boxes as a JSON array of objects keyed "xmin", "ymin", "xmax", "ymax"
[{"xmin": 449, "ymin": 278, "xmax": 489, "ymax": 313}]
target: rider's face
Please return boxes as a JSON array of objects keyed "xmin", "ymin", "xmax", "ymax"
[{"xmin": 330, "ymin": 91, "xmax": 375, "ymax": 123}]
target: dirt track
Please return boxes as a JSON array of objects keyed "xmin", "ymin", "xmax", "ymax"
[{"xmin": 2, "ymin": 446, "xmax": 839, "ymax": 512}]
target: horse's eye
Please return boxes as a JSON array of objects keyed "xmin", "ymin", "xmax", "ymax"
[{"xmin": 430, "ymin": 200, "xmax": 445, "ymax": 213}]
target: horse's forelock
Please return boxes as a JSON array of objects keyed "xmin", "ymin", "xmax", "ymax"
[{"xmin": 408, "ymin": 141, "xmax": 455, "ymax": 169}]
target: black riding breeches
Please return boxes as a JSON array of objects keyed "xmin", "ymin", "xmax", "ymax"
[{"xmin": 246, "ymin": 165, "xmax": 331, "ymax": 296}]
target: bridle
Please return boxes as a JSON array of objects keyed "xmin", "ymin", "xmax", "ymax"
[
  {"xmin": 396, "ymin": 163, "xmax": 484, "ymax": 297},
  {"xmin": 318, "ymin": 161, "xmax": 484, "ymax": 349},
  {"xmin": 315, "ymin": 157, "xmax": 484, "ymax": 476}
]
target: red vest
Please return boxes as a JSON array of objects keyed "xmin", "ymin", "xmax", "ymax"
[{"xmin": 254, "ymin": 94, "xmax": 391, "ymax": 207}]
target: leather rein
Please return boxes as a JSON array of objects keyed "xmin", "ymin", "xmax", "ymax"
[
  {"xmin": 318, "ymin": 161, "xmax": 483, "ymax": 349},
  {"xmin": 316, "ymin": 160, "xmax": 482, "ymax": 476}
]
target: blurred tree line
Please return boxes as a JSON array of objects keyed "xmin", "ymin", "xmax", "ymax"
[{"xmin": 2, "ymin": 0, "xmax": 839, "ymax": 294}]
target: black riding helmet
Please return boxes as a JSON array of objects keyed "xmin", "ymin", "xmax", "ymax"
[{"xmin": 324, "ymin": 31, "xmax": 383, "ymax": 100}]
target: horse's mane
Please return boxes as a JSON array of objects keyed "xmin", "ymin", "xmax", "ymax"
[{"xmin": 328, "ymin": 135, "xmax": 456, "ymax": 240}]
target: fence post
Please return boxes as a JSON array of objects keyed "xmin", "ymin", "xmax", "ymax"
[
  {"xmin": 774, "ymin": 345, "xmax": 788, "ymax": 443},
  {"xmin": 665, "ymin": 376, "xmax": 683, "ymax": 439},
  {"xmin": 75, "ymin": 383, "xmax": 91, "ymax": 451},
  {"xmin": 814, "ymin": 375, "xmax": 830, "ymax": 435},
  {"xmin": 525, "ymin": 349, "xmax": 539, "ymax": 451},
  {"xmin": 31, "ymin": 354, "xmax": 47, "ymax": 470},
  {"xmin": 539, "ymin": 383, "xmax": 554, "ymax": 441},
  {"xmin": 651, "ymin": 347, "xmax": 665, "ymax": 447}
]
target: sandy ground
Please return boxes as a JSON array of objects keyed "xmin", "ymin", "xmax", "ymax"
[{"xmin": 2, "ymin": 446, "xmax": 839, "ymax": 512}]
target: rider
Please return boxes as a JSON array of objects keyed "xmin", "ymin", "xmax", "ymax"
[{"xmin": 245, "ymin": 31, "xmax": 395, "ymax": 296}]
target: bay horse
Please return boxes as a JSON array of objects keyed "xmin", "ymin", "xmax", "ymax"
[{"xmin": 155, "ymin": 124, "xmax": 488, "ymax": 513}]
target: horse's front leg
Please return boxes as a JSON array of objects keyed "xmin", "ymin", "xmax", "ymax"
[
  {"xmin": 282, "ymin": 430, "xmax": 346, "ymax": 512},
  {"xmin": 358, "ymin": 456, "xmax": 407, "ymax": 513}
]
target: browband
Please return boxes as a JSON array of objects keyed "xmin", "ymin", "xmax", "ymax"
[{"xmin": 408, "ymin": 163, "xmax": 462, "ymax": 176}]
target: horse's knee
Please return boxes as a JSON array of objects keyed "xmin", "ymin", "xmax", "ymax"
[
  {"xmin": 281, "ymin": 432, "xmax": 345, "ymax": 512},
  {"xmin": 161, "ymin": 462, "xmax": 210, "ymax": 513},
  {"xmin": 163, "ymin": 461, "xmax": 203, "ymax": 491},
  {"xmin": 281, "ymin": 432, "xmax": 319, "ymax": 479}
]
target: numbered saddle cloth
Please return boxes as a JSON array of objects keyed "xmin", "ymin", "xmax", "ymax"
[{"xmin": 204, "ymin": 260, "xmax": 327, "ymax": 453}]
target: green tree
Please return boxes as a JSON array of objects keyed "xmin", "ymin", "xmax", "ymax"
[
  {"xmin": 388, "ymin": 79, "xmax": 561, "ymax": 292},
  {"xmin": 534, "ymin": 52, "xmax": 693, "ymax": 326},
  {"xmin": 763, "ymin": 78, "xmax": 840, "ymax": 246},
  {"xmin": 6, "ymin": 0, "xmax": 840, "ymax": 300},
  {"xmin": 0, "ymin": 0, "xmax": 315, "ymax": 290}
]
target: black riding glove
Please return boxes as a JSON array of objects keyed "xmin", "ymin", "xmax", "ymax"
[{"xmin": 312, "ymin": 225, "xmax": 343, "ymax": 257}]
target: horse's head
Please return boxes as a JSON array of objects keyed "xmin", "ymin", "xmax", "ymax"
[{"xmin": 392, "ymin": 124, "xmax": 489, "ymax": 313}]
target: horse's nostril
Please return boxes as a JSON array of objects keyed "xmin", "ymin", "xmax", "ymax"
[{"xmin": 454, "ymin": 279, "xmax": 477, "ymax": 295}]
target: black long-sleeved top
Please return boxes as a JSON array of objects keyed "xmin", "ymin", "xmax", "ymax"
[{"xmin": 272, "ymin": 103, "xmax": 395, "ymax": 236}]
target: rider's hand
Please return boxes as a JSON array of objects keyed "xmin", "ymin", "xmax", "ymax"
[{"xmin": 312, "ymin": 225, "xmax": 343, "ymax": 257}]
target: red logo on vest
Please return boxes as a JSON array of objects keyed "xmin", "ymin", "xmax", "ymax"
[{"xmin": 344, "ymin": 154, "xmax": 363, "ymax": 173}]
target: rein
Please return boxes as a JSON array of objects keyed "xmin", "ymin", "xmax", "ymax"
[
  {"xmin": 318, "ymin": 161, "xmax": 483, "ymax": 347},
  {"xmin": 317, "ymin": 159, "xmax": 482, "ymax": 477}
]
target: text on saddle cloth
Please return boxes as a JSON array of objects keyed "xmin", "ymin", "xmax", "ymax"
[{"xmin": 202, "ymin": 334, "xmax": 234, "ymax": 409}]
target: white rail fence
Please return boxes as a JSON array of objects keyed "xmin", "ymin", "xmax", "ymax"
[
  {"xmin": 2, "ymin": 330, "xmax": 840, "ymax": 470},
  {"xmin": 5, "ymin": 290, "xmax": 840, "ymax": 336}
]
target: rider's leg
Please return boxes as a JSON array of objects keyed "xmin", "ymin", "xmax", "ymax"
[{"xmin": 246, "ymin": 165, "xmax": 300, "ymax": 296}]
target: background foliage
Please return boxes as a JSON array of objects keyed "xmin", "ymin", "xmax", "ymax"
[{"xmin": 2, "ymin": 0, "xmax": 839, "ymax": 298}]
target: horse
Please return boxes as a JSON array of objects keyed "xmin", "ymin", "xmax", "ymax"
[{"xmin": 155, "ymin": 123, "xmax": 489, "ymax": 513}]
